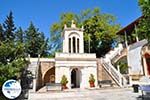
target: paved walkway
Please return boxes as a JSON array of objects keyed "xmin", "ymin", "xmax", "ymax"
[{"xmin": 28, "ymin": 88, "xmax": 145, "ymax": 100}]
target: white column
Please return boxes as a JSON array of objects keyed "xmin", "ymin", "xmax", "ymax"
[
  {"xmin": 128, "ymin": 66, "xmax": 132, "ymax": 85},
  {"xmin": 143, "ymin": 57, "xmax": 148, "ymax": 76},
  {"xmin": 55, "ymin": 66, "xmax": 60, "ymax": 83},
  {"xmin": 71, "ymin": 38, "xmax": 73, "ymax": 53},
  {"xmin": 63, "ymin": 36, "xmax": 66, "ymax": 53},
  {"xmin": 32, "ymin": 78, "xmax": 36, "ymax": 92},
  {"xmin": 80, "ymin": 67, "xmax": 88, "ymax": 88},
  {"xmin": 76, "ymin": 38, "xmax": 77, "ymax": 53}
]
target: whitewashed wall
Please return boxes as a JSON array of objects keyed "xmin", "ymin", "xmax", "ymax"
[
  {"xmin": 128, "ymin": 46, "xmax": 143, "ymax": 75},
  {"xmin": 127, "ymin": 39, "xmax": 148, "ymax": 75}
]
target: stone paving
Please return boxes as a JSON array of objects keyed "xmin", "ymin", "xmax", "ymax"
[{"xmin": 28, "ymin": 87, "xmax": 147, "ymax": 100}]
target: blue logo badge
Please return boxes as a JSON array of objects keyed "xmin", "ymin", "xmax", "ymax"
[{"xmin": 2, "ymin": 79, "xmax": 22, "ymax": 99}]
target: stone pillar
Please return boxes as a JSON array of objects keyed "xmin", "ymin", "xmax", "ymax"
[
  {"xmin": 80, "ymin": 67, "xmax": 88, "ymax": 88},
  {"xmin": 143, "ymin": 56, "xmax": 148, "ymax": 76},
  {"xmin": 65, "ymin": 67, "xmax": 71, "ymax": 89},
  {"xmin": 32, "ymin": 78, "xmax": 37, "ymax": 92},
  {"xmin": 55, "ymin": 66, "xmax": 60, "ymax": 84}
]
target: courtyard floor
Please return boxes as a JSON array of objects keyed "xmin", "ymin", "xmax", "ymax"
[{"xmin": 28, "ymin": 87, "xmax": 148, "ymax": 100}]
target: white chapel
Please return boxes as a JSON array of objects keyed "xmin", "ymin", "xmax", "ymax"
[{"xmin": 55, "ymin": 20, "xmax": 97, "ymax": 88}]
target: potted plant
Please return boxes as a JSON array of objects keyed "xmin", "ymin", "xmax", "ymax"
[
  {"xmin": 89, "ymin": 74, "xmax": 95, "ymax": 87},
  {"xmin": 60, "ymin": 75, "xmax": 68, "ymax": 90}
]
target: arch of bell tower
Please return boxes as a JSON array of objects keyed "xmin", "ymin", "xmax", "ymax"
[{"xmin": 62, "ymin": 20, "xmax": 84, "ymax": 53}]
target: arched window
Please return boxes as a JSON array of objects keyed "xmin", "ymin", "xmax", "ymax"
[
  {"xmin": 73, "ymin": 37, "xmax": 76, "ymax": 53},
  {"xmin": 77, "ymin": 38, "xmax": 79, "ymax": 53},
  {"xmin": 69, "ymin": 38, "xmax": 71, "ymax": 53}
]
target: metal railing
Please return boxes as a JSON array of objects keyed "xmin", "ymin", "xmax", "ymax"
[
  {"xmin": 101, "ymin": 58, "xmax": 127, "ymax": 87},
  {"xmin": 104, "ymin": 44, "xmax": 123, "ymax": 60}
]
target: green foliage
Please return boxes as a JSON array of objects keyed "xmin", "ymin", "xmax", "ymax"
[
  {"xmin": 0, "ymin": 58, "xmax": 28, "ymax": 87},
  {"xmin": 0, "ymin": 42, "xmax": 25, "ymax": 64},
  {"xmin": 60, "ymin": 75, "xmax": 68, "ymax": 85},
  {"xmin": 25, "ymin": 22, "xmax": 50, "ymax": 57},
  {"xmin": 3, "ymin": 11, "xmax": 16, "ymax": 41},
  {"xmin": 0, "ymin": 24, "xmax": 4, "ymax": 42},
  {"xmin": 15, "ymin": 27, "xmax": 24, "ymax": 43},
  {"xmin": 0, "ymin": 40, "xmax": 27, "ymax": 87},
  {"xmin": 50, "ymin": 8, "xmax": 120, "ymax": 57},
  {"xmin": 89, "ymin": 74, "xmax": 95, "ymax": 83},
  {"xmin": 138, "ymin": 0, "xmax": 150, "ymax": 41},
  {"xmin": 115, "ymin": 57, "xmax": 128, "ymax": 74},
  {"xmin": 83, "ymin": 14, "xmax": 120, "ymax": 56}
]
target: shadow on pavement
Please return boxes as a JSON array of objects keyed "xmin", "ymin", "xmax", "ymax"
[{"xmin": 137, "ymin": 95, "xmax": 150, "ymax": 100}]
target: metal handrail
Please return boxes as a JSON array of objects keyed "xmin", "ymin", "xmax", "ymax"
[{"xmin": 101, "ymin": 58, "xmax": 127, "ymax": 87}]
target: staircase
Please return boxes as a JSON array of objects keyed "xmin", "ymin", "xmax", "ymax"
[
  {"xmin": 101, "ymin": 44, "xmax": 127, "ymax": 87},
  {"xmin": 111, "ymin": 48, "xmax": 127, "ymax": 64}
]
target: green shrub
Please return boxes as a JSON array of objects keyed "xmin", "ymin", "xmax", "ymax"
[
  {"xmin": 60, "ymin": 75, "xmax": 68, "ymax": 85},
  {"xmin": 89, "ymin": 74, "xmax": 95, "ymax": 83}
]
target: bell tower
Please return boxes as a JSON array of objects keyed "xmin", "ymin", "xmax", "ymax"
[{"xmin": 62, "ymin": 20, "xmax": 84, "ymax": 53}]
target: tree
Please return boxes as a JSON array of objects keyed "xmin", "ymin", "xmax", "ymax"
[
  {"xmin": 0, "ymin": 24, "xmax": 4, "ymax": 42},
  {"xmin": 0, "ymin": 41, "xmax": 27, "ymax": 87},
  {"xmin": 138, "ymin": 0, "xmax": 150, "ymax": 41},
  {"xmin": 15, "ymin": 27, "xmax": 24, "ymax": 43},
  {"xmin": 83, "ymin": 14, "xmax": 120, "ymax": 56},
  {"xmin": 0, "ymin": 12, "xmax": 27, "ymax": 87},
  {"xmin": 25, "ymin": 22, "xmax": 49, "ymax": 57},
  {"xmin": 50, "ymin": 8, "xmax": 120, "ymax": 57},
  {"xmin": 3, "ymin": 11, "xmax": 16, "ymax": 41}
]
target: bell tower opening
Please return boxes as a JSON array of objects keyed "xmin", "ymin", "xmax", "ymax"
[
  {"xmin": 69, "ymin": 38, "xmax": 71, "ymax": 53},
  {"xmin": 73, "ymin": 37, "xmax": 76, "ymax": 53},
  {"xmin": 77, "ymin": 38, "xmax": 79, "ymax": 53}
]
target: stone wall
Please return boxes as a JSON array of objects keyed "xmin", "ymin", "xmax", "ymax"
[
  {"xmin": 37, "ymin": 61, "xmax": 55, "ymax": 90},
  {"xmin": 97, "ymin": 59, "xmax": 117, "ymax": 85}
]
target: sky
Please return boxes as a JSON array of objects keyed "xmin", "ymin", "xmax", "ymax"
[{"xmin": 0, "ymin": 0, "xmax": 142, "ymax": 38}]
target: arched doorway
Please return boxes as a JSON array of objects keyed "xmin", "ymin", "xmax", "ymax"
[
  {"xmin": 43, "ymin": 67, "xmax": 55, "ymax": 85},
  {"xmin": 71, "ymin": 68, "xmax": 81, "ymax": 88}
]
